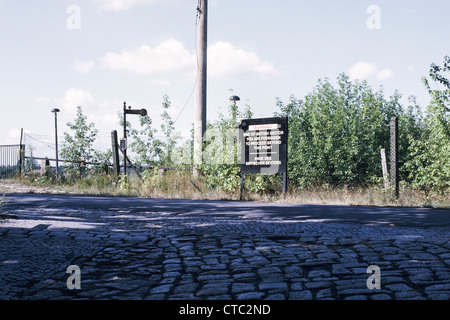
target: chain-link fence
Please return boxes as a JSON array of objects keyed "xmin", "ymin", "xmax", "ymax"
[
  {"xmin": 21, "ymin": 132, "xmax": 115, "ymax": 177},
  {"xmin": 20, "ymin": 131, "xmax": 195, "ymax": 178}
]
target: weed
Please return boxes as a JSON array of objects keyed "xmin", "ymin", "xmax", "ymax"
[
  {"xmin": 1, "ymin": 172, "xmax": 448, "ymax": 208},
  {"xmin": 0, "ymin": 193, "xmax": 10, "ymax": 219}
]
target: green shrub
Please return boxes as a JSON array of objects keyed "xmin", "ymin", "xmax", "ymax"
[{"xmin": 404, "ymin": 56, "xmax": 450, "ymax": 192}]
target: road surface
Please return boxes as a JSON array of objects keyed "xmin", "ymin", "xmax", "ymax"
[
  {"xmin": 1, "ymin": 193, "xmax": 449, "ymax": 301},
  {"xmin": 4, "ymin": 193, "xmax": 450, "ymax": 228}
]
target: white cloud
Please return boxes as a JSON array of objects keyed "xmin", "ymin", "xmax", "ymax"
[
  {"xmin": 100, "ymin": 39, "xmax": 195, "ymax": 76},
  {"xmin": 144, "ymin": 78, "xmax": 172, "ymax": 86},
  {"xmin": 5, "ymin": 129, "xmax": 24, "ymax": 145},
  {"xmin": 89, "ymin": 113, "xmax": 119, "ymax": 131},
  {"xmin": 100, "ymin": 39, "xmax": 279, "ymax": 81},
  {"xmin": 348, "ymin": 62, "xmax": 378, "ymax": 80},
  {"xmin": 72, "ymin": 60, "xmax": 95, "ymax": 73},
  {"xmin": 93, "ymin": 0, "xmax": 189, "ymax": 11},
  {"xmin": 376, "ymin": 68, "xmax": 394, "ymax": 80},
  {"xmin": 93, "ymin": 0, "xmax": 157, "ymax": 11},
  {"xmin": 61, "ymin": 88, "xmax": 95, "ymax": 115},
  {"xmin": 348, "ymin": 62, "xmax": 394, "ymax": 81},
  {"xmin": 58, "ymin": 89, "xmax": 122, "ymax": 138},
  {"xmin": 208, "ymin": 42, "xmax": 280, "ymax": 79}
]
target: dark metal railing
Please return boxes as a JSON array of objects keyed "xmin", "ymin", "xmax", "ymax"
[{"xmin": 0, "ymin": 144, "xmax": 25, "ymax": 179}]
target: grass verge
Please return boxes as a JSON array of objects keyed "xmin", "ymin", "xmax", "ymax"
[{"xmin": 0, "ymin": 171, "xmax": 448, "ymax": 209}]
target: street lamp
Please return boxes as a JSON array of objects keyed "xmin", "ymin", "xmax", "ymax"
[
  {"xmin": 51, "ymin": 108, "xmax": 60, "ymax": 179},
  {"xmin": 122, "ymin": 102, "xmax": 147, "ymax": 176},
  {"xmin": 229, "ymin": 95, "xmax": 240, "ymax": 165},
  {"xmin": 229, "ymin": 95, "xmax": 240, "ymax": 103}
]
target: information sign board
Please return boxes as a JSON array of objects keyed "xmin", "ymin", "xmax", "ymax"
[{"xmin": 240, "ymin": 117, "xmax": 288, "ymax": 175}]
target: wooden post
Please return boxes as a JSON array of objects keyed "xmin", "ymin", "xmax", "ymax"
[
  {"xmin": 111, "ymin": 130, "xmax": 120, "ymax": 177},
  {"xmin": 19, "ymin": 128, "xmax": 24, "ymax": 176},
  {"xmin": 103, "ymin": 163, "xmax": 109, "ymax": 175},
  {"xmin": 193, "ymin": 0, "xmax": 208, "ymax": 176},
  {"xmin": 240, "ymin": 172, "xmax": 244, "ymax": 201},
  {"xmin": 390, "ymin": 117, "xmax": 399, "ymax": 198},
  {"xmin": 380, "ymin": 148, "xmax": 389, "ymax": 189},
  {"xmin": 123, "ymin": 102, "xmax": 127, "ymax": 177},
  {"xmin": 41, "ymin": 158, "xmax": 50, "ymax": 177},
  {"xmin": 19, "ymin": 145, "xmax": 25, "ymax": 176}
]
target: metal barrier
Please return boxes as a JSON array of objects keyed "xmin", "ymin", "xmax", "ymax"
[{"xmin": 0, "ymin": 144, "xmax": 25, "ymax": 179}]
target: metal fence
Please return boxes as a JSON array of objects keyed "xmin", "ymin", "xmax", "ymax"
[{"xmin": 0, "ymin": 144, "xmax": 25, "ymax": 179}]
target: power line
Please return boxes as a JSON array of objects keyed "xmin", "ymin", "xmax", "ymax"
[
  {"xmin": 174, "ymin": 74, "xmax": 198, "ymax": 125},
  {"xmin": 24, "ymin": 133, "xmax": 56, "ymax": 150},
  {"xmin": 173, "ymin": 3, "xmax": 201, "ymax": 125}
]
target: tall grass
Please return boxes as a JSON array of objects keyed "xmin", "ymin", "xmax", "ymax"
[
  {"xmin": 0, "ymin": 193, "xmax": 7, "ymax": 218},
  {"xmin": 284, "ymin": 183, "xmax": 449, "ymax": 208},
  {"xmin": 4, "ymin": 170, "xmax": 447, "ymax": 209}
]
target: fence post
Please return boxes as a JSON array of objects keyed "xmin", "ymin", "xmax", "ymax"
[
  {"xmin": 240, "ymin": 172, "xmax": 244, "ymax": 201},
  {"xmin": 19, "ymin": 128, "xmax": 24, "ymax": 176},
  {"xmin": 41, "ymin": 158, "xmax": 50, "ymax": 177},
  {"xmin": 111, "ymin": 130, "xmax": 120, "ymax": 177},
  {"xmin": 390, "ymin": 117, "xmax": 399, "ymax": 198},
  {"xmin": 19, "ymin": 144, "xmax": 25, "ymax": 176},
  {"xmin": 380, "ymin": 148, "xmax": 389, "ymax": 189}
]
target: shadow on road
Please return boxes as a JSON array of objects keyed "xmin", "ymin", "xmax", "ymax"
[{"xmin": 3, "ymin": 193, "xmax": 450, "ymax": 229}]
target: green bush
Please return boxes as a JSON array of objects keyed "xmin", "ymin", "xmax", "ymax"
[
  {"xmin": 50, "ymin": 58, "xmax": 449, "ymax": 198},
  {"xmin": 276, "ymin": 74, "xmax": 409, "ymax": 187},
  {"xmin": 405, "ymin": 56, "xmax": 450, "ymax": 192},
  {"xmin": 60, "ymin": 106, "xmax": 99, "ymax": 181}
]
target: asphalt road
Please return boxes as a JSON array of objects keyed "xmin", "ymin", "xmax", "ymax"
[{"xmin": 4, "ymin": 193, "xmax": 450, "ymax": 229}]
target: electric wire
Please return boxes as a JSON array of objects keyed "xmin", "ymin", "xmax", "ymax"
[{"xmin": 173, "ymin": 2, "xmax": 201, "ymax": 125}]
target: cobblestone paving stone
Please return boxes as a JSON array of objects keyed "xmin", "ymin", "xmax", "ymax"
[{"xmin": 0, "ymin": 206, "xmax": 449, "ymax": 300}]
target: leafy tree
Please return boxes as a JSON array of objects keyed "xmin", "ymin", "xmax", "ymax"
[
  {"xmin": 200, "ymin": 97, "xmax": 254, "ymax": 192},
  {"xmin": 406, "ymin": 56, "xmax": 450, "ymax": 191},
  {"xmin": 124, "ymin": 95, "xmax": 180, "ymax": 167},
  {"xmin": 276, "ymin": 74, "xmax": 405, "ymax": 187},
  {"xmin": 126, "ymin": 112, "xmax": 159, "ymax": 166},
  {"xmin": 159, "ymin": 95, "xmax": 180, "ymax": 166},
  {"xmin": 60, "ymin": 106, "xmax": 98, "ymax": 180}
]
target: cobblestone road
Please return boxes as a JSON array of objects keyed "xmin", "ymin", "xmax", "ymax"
[{"xmin": 1, "ymin": 199, "xmax": 449, "ymax": 300}]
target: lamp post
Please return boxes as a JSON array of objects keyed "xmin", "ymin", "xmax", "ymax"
[
  {"xmin": 51, "ymin": 108, "xmax": 60, "ymax": 179},
  {"xmin": 229, "ymin": 95, "xmax": 240, "ymax": 103},
  {"xmin": 122, "ymin": 101, "xmax": 147, "ymax": 177},
  {"xmin": 229, "ymin": 95, "xmax": 240, "ymax": 165}
]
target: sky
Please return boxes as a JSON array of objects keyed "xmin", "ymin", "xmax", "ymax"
[{"xmin": 1, "ymin": 0, "xmax": 449, "ymax": 155}]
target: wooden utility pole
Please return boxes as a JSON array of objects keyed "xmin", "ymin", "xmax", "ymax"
[{"xmin": 193, "ymin": 0, "xmax": 208, "ymax": 176}]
